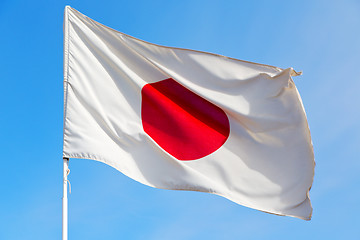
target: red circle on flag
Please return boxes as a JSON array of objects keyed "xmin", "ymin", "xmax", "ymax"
[{"xmin": 141, "ymin": 78, "xmax": 230, "ymax": 160}]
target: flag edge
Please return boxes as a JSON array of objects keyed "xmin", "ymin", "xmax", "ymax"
[
  {"xmin": 66, "ymin": 6, "xmax": 302, "ymax": 75},
  {"xmin": 63, "ymin": 153, "xmax": 312, "ymax": 221}
]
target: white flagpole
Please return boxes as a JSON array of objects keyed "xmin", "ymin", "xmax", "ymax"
[{"xmin": 62, "ymin": 157, "xmax": 69, "ymax": 240}]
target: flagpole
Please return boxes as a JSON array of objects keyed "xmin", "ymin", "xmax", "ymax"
[{"xmin": 62, "ymin": 157, "xmax": 69, "ymax": 240}]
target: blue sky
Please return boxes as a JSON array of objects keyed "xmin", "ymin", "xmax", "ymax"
[{"xmin": 1, "ymin": 0, "xmax": 359, "ymax": 239}]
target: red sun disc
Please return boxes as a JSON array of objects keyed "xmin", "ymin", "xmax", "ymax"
[{"xmin": 141, "ymin": 78, "xmax": 230, "ymax": 160}]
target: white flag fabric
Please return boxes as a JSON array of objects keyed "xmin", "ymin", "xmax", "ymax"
[{"xmin": 63, "ymin": 6, "xmax": 314, "ymax": 220}]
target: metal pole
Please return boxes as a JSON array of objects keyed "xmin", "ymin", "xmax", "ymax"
[{"xmin": 62, "ymin": 157, "xmax": 69, "ymax": 240}]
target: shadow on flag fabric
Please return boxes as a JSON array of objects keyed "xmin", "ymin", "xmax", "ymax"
[{"xmin": 63, "ymin": 6, "xmax": 315, "ymax": 220}]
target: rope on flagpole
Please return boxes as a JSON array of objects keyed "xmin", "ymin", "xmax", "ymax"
[{"xmin": 66, "ymin": 168, "xmax": 71, "ymax": 194}]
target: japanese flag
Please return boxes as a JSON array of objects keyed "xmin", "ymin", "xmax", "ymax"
[{"xmin": 63, "ymin": 6, "xmax": 314, "ymax": 220}]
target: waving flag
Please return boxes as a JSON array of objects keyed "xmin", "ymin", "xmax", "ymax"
[{"xmin": 63, "ymin": 6, "xmax": 314, "ymax": 220}]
